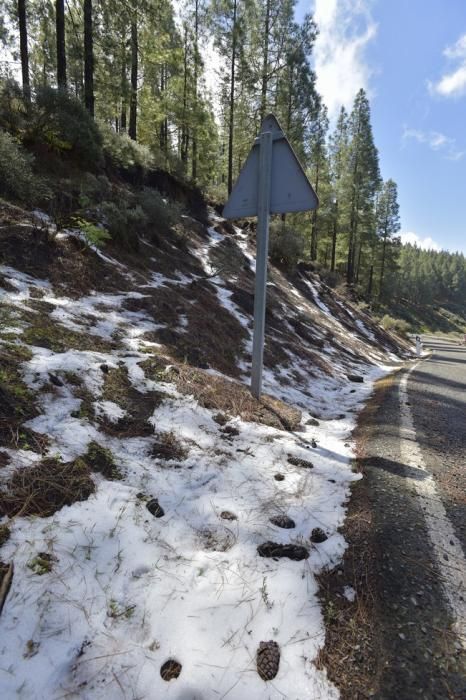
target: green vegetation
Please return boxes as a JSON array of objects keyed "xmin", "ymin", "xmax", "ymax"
[
  {"xmin": 0, "ymin": 0, "xmax": 463, "ymax": 326},
  {"xmin": 72, "ymin": 217, "xmax": 111, "ymax": 249},
  {"xmin": 0, "ymin": 128, "xmax": 49, "ymax": 203},
  {"xmin": 27, "ymin": 552, "xmax": 55, "ymax": 575},
  {"xmin": 81, "ymin": 441, "xmax": 122, "ymax": 480},
  {"xmin": 269, "ymin": 221, "xmax": 305, "ymax": 271}
]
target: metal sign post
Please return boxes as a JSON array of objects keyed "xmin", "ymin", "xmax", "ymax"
[
  {"xmin": 223, "ymin": 114, "xmax": 318, "ymax": 400},
  {"xmin": 251, "ymin": 131, "xmax": 272, "ymax": 398}
]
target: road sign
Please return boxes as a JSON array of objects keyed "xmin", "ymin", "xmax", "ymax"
[
  {"xmin": 223, "ymin": 114, "xmax": 318, "ymax": 399},
  {"xmin": 223, "ymin": 114, "xmax": 318, "ymax": 219}
]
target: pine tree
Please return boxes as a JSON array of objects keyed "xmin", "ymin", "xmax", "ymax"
[
  {"xmin": 376, "ymin": 179, "xmax": 400, "ymax": 299},
  {"xmin": 346, "ymin": 89, "xmax": 380, "ymax": 284}
]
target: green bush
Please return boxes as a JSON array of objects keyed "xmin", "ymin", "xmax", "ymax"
[
  {"xmin": 0, "ymin": 79, "xmax": 29, "ymax": 135},
  {"xmin": 79, "ymin": 172, "xmax": 111, "ymax": 207},
  {"xmin": 32, "ymin": 87, "xmax": 103, "ymax": 169},
  {"xmin": 137, "ymin": 187, "xmax": 180, "ymax": 235},
  {"xmin": 72, "ymin": 217, "xmax": 111, "ymax": 249},
  {"xmin": 268, "ymin": 221, "xmax": 304, "ymax": 271},
  {"xmin": 100, "ymin": 200, "xmax": 146, "ymax": 251},
  {"xmin": 381, "ymin": 314, "xmax": 411, "ymax": 337},
  {"xmin": 100, "ymin": 124, "xmax": 153, "ymax": 170},
  {"xmin": 0, "ymin": 128, "xmax": 50, "ymax": 202}
]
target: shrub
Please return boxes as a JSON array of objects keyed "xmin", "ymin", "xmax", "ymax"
[
  {"xmin": 100, "ymin": 200, "xmax": 146, "ymax": 250},
  {"xmin": 0, "ymin": 79, "xmax": 29, "ymax": 135},
  {"xmin": 78, "ymin": 172, "xmax": 112, "ymax": 208},
  {"xmin": 72, "ymin": 217, "xmax": 111, "ymax": 249},
  {"xmin": 137, "ymin": 187, "xmax": 180, "ymax": 236},
  {"xmin": 100, "ymin": 201, "xmax": 128, "ymax": 244},
  {"xmin": 268, "ymin": 221, "xmax": 304, "ymax": 271},
  {"xmin": 0, "ymin": 128, "xmax": 50, "ymax": 202},
  {"xmin": 381, "ymin": 314, "xmax": 411, "ymax": 337},
  {"xmin": 100, "ymin": 124, "xmax": 153, "ymax": 170},
  {"xmin": 32, "ymin": 87, "xmax": 103, "ymax": 169}
]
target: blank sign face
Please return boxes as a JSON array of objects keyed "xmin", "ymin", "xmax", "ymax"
[{"xmin": 223, "ymin": 120, "xmax": 318, "ymax": 219}]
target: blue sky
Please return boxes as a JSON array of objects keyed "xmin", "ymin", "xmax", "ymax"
[{"xmin": 296, "ymin": 0, "xmax": 466, "ymax": 254}]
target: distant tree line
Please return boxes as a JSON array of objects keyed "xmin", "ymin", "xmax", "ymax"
[{"xmin": 0, "ymin": 0, "xmax": 462, "ymax": 308}]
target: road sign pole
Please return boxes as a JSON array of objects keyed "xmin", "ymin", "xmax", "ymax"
[{"xmin": 251, "ymin": 130, "xmax": 273, "ymax": 399}]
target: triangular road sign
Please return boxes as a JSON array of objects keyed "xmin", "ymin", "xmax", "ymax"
[{"xmin": 223, "ymin": 114, "xmax": 318, "ymax": 219}]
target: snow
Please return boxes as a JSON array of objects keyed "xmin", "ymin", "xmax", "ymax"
[
  {"xmin": 0, "ymin": 215, "xmax": 403, "ymax": 700},
  {"xmin": 343, "ymin": 586, "xmax": 356, "ymax": 603}
]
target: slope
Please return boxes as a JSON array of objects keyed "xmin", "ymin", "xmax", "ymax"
[{"xmin": 0, "ymin": 196, "xmax": 410, "ymax": 699}]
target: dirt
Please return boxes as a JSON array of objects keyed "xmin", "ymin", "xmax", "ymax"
[{"xmin": 257, "ymin": 542, "xmax": 309, "ymax": 561}]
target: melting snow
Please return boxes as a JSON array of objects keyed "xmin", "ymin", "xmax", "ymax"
[{"xmin": 0, "ymin": 216, "xmax": 401, "ymax": 699}]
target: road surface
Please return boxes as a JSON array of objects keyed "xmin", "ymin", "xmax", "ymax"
[{"xmin": 360, "ymin": 335, "xmax": 465, "ymax": 699}]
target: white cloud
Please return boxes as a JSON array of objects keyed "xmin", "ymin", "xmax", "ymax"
[
  {"xmin": 428, "ymin": 33, "xmax": 466, "ymax": 98},
  {"xmin": 313, "ymin": 0, "xmax": 377, "ymax": 119},
  {"xmin": 399, "ymin": 232, "xmax": 441, "ymax": 252},
  {"xmin": 402, "ymin": 126, "xmax": 464, "ymax": 161}
]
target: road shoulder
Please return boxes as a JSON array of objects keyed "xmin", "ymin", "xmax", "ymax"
[{"xmin": 317, "ymin": 368, "xmax": 465, "ymax": 699}]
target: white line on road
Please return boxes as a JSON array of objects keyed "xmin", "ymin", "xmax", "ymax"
[{"xmin": 399, "ymin": 360, "xmax": 466, "ymax": 646}]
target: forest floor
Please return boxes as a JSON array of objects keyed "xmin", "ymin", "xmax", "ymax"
[{"xmin": 0, "ymin": 198, "xmax": 411, "ymax": 699}]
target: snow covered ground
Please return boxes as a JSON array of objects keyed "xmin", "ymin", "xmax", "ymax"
[{"xmin": 0, "ymin": 217, "xmax": 402, "ymax": 699}]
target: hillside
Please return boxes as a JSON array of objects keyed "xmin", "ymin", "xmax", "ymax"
[{"xmin": 0, "ymin": 188, "xmax": 412, "ymax": 698}]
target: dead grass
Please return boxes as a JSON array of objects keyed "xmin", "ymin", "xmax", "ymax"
[
  {"xmin": 0, "ymin": 524, "xmax": 10, "ymax": 547},
  {"xmin": 151, "ymin": 431, "xmax": 188, "ymax": 462},
  {"xmin": 0, "ymin": 343, "xmax": 49, "ymax": 452},
  {"xmin": 98, "ymin": 365, "xmax": 162, "ymax": 437},
  {"xmin": 22, "ymin": 315, "xmax": 115, "ymax": 354},
  {"xmin": 0, "ymin": 456, "xmax": 95, "ymax": 518},
  {"xmin": 0, "ymin": 219, "xmax": 129, "ymax": 299},
  {"xmin": 172, "ymin": 364, "xmax": 301, "ymax": 431}
]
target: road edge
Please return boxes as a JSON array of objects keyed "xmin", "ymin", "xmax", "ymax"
[{"xmin": 315, "ymin": 368, "xmax": 403, "ymax": 699}]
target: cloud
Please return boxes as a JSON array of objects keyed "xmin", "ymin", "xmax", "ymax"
[
  {"xmin": 428, "ymin": 33, "xmax": 466, "ymax": 98},
  {"xmin": 399, "ymin": 232, "xmax": 441, "ymax": 252},
  {"xmin": 402, "ymin": 126, "xmax": 464, "ymax": 161},
  {"xmin": 313, "ymin": 0, "xmax": 377, "ymax": 119}
]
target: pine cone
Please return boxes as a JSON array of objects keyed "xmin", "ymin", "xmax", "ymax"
[{"xmin": 257, "ymin": 640, "xmax": 280, "ymax": 681}]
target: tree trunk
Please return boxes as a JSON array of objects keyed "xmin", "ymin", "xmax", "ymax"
[
  {"xmin": 17, "ymin": 0, "xmax": 30, "ymax": 102},
  {"xmin": 310, "ymin": 160, "xmax": 320, "ymax": 261},
  {"xmin": 129, "ymin": 12, "xmax": 138, "ymax": 141},
  {"xmin": 83, "ymin": 0, "xmax": 94, "ymax": 116},
  {"xmin": 56, "ymin": 0, "xmax": 67, "ymax": 90},
  {"xmin": 120, "ymin": 46, "xmax": 127, "ymax": 131},
  {"xmin": 355, "ymin": 243, "xmax": 363, "ymax": 283},
  {"xmin": 331, "ymin": 206, "xmax": 338, "ymax": 272},
  {"xmin": 379, "ymin": 234, "xmax": 388, "ymax": 299},
  {"xmin": 191, "ymin": 0, "xmax": 199, "ymax": 181},
  {"xmin": 260, "ymin": 0, "xmax": 271, "ymax": 122},
  {"xmin": 181, "ymin": 24, "xmax": 189, "ymax": 165},
  {"xmin": 367, "ymin": 264, "xmax": 374, "ymax": 296},
  {"xmin": 227, "ymin": 0, "xmax": 237, "ymax": 194}
]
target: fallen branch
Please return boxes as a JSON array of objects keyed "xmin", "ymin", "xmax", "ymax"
[{"xmin": 0, "ymin": 562, "xmax": 14, "ymax": 616}]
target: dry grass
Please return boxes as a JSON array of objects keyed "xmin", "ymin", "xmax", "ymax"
[
  {"xmin": 98, "ymin": 365, "xmax": 162, "ymax": 438},
  {"xmin": 0, "ymin": 456, "xmax": 95, "ymax": 518},
  {"xmin": 0, "ymin": 343, "xmax": 50, "ymax": 453},
  {"xmin": 151, "ymin": 431, "xmax": 188, "ymax": 462},
  {"xmin": 173, "ymin": 364, "xmax": 301, "ymax": 431}
]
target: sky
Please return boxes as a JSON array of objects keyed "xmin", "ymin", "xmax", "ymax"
[{"xmin": 296, "ymin": 0, "xmax": 466, "ymax": 255}]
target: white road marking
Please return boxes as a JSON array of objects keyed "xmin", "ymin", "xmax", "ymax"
[{"xmin": 399, "ymin": 360, "xmax": 466, "ymax": 645}]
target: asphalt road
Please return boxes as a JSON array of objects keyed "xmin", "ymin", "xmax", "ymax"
[{"xmin": 361, "ymin": 336, "xmax": 466, "ymax": 699}]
